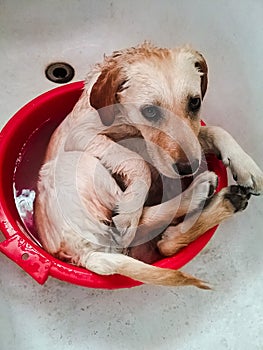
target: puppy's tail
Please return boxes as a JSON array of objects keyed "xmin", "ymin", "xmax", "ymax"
[{"xmin": 81, "ymin": 252, "xmax": 210, "ymax": 289}]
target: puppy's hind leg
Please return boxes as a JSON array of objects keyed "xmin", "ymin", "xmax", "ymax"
[
  {"xmin": 78, "ymin": 251, "xmax": 210, "ymax": 289},
  {"xmin": 134, "ymin": 170, "xmax": 218, "ymax": 243},
  {"xmin": 158, "ymin": 185, "xmax": 251, "ymax": 256}
]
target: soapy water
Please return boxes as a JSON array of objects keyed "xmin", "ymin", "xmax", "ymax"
[
  {"xmin": 14, "ymin": 187, "xmax": 42, "ymax": 246},
  {"xmin": 14, "ymin": 188, "xmax": 36, "ymax": 230},
  {"xmin": 15, "ymin": 188, "xmax": 35, "ymax": 220}
]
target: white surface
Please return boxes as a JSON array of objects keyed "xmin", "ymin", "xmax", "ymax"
[{"xmin": 0, "ymin": 1, "xmax": 263, "ymax": 349}]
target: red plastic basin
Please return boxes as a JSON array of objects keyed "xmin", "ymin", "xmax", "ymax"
[{"xmin": 0, "ymin": 81, "xmax": 227, "ymax": 289}]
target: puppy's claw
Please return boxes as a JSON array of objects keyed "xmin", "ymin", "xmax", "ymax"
[
  {"xmin": 208, "ymin": 183, "xmax": 216, "ymax": 198},
  {"xmin": 251, "ymin": 192, "xmax": 261, "ymax": 197}
]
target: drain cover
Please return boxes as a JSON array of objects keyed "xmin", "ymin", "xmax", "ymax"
[{"xmin": 45, "ymin": 62, "xmax": 75, "ymax": 84}]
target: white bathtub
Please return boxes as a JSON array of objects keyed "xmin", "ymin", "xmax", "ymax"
[{"xmin": 0, "ymin": 1, "xmax": 262, "ymax": 349}]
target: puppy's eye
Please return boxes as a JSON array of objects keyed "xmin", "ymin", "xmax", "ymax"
[
  {"xmin": 141, "ymin": 105, "xmax": 162, "ymax": 121},
  {"xmin": 188, "ymin": 97, "xmax": 201, "ymax": 112}
]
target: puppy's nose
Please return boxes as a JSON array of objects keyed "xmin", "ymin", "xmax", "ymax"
[{"xmin": 172, "ymin": 159, "xmax": 199, "ymax": 176}]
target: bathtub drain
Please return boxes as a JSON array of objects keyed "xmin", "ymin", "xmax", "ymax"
[{"xmin": 45, "ymin": 62, "xmax": 75, "ymax": 84}]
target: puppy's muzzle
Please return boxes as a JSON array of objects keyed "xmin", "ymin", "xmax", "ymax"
[{"xmin": 172, "ymin": 158, "xmax": 200, "ymax": 176}]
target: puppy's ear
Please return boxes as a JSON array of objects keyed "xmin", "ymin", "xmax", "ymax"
[
  {"xmin": 89, "ymin": 66, "xmax": 127, "ymax": 126},
  {"xmin": 194, "ymin": 53, "xmax": 208, "ymax": 99}
]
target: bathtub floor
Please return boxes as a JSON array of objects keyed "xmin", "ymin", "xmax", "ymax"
[{"xmin": 0, "ymin": 1, "xmax": 263, "ymax": 349}]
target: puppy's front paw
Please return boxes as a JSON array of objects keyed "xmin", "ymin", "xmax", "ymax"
[{"xmin": 221, "ymin": 151, "xmax": 263, "ymax": 195}]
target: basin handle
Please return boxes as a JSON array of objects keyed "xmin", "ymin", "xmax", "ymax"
[{"xmin": 0, "ymin": 234, "xmax": 51, "ymax": 284}]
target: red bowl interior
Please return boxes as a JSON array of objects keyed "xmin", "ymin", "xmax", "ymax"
[{"xmin": 0, "ymin": 81, "xmax": 227, "ymax": 289}]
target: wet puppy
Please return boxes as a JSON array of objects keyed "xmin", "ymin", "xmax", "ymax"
[{"xmin": 35, "ymin": 43, "xmax": 263, "ymax": 288}]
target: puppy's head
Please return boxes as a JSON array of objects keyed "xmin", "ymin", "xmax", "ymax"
[{"xmin": 89, "ymin": 43, "xmax": 208, "ymax": 178}]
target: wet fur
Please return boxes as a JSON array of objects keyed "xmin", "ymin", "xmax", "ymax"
[{"xmin": 35, "ymin": 43, "xmax": 263, "ymax": 288}]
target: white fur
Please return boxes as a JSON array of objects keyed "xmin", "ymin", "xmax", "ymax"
[
  {"xmin": 34, "ymin": 43, "xmax": 263, "ymax": 287},
  {"xmin": 199, "ymin": 126, "xmax": 263, "ymax": 194}
]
